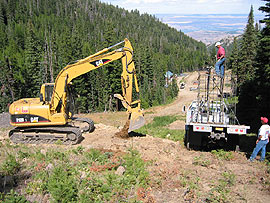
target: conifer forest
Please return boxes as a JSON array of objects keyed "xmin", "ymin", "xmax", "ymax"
[
  {"xmin": 0, "ymin": 0, "xmax": 207, "ymax": 113},
  {"xmin": 0, "ymin": 0, "xmax": 269, "ymax": 131},
  {"xmin": 227, "ymin": 1, "xmax": 270, "ymax": 130}
]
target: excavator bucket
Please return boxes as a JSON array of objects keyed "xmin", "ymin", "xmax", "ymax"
[
  {"xmin": 128, "ymin": 107, "xmax": 145, "ymax": 133},
  {"xmin": 114, "ymin": 94, "xmax": 145, "ymax": 132}
]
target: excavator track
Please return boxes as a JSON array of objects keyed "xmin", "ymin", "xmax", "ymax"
[
  {"xmin": 9, "ymin": 126, "xmax": 83, "ymax": 145},
  {"xmin": 71, "ymin": 117, "xmax": 95, "ymax": 133}
]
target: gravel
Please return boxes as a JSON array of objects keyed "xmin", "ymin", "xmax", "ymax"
[{"xmin": 0, "ymin": 112, "xmax": 12, "ymax": 128}]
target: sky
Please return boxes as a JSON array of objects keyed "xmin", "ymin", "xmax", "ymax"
[{"xmin": 99, "ymin": 0, "xmax": 263, "ymax": 15}]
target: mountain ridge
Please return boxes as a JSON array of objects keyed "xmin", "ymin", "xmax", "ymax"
[{"xmin": 156, "ymin": 13, "xmax": 263, "ymax": 45}]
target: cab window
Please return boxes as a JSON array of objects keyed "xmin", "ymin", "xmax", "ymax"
[{"xmin": 45, "ymin": 84, "xmax": 54, "ymax": 102}]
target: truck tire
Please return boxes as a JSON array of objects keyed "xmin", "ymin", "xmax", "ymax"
[
  {"xmin": 184, "ymin": 132, "xmax": 188, "ymax": 146},
  {"xmin": 184, "ymin": 125, "xmax": 189, "ymax": 147},
  {"xmin": 227, "ymin": 134, "xmax": 240, "ymax": 151}
]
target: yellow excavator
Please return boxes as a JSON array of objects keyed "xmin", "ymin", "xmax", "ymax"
[{"xmin": 8, "ymin": 38, "xmax": 145, "ymax": 144}]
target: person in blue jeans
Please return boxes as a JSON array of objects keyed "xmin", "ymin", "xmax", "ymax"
[
  {"xmin": 215, "ymin": 42, "xmax": 226, "ymax": 78},
  {"xmin": 249, "ymin": 117, "xmax": 270, "ymax": 162}
]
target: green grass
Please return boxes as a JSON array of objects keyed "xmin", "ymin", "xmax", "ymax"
[
  {"xmin": 193, "ymin": 155, "xmax": 211, "ymax": 167},
  {"xmin": 211, "ymin": 149, "xmax": 234, "ymax": 161},
  {"xmin": 179, "ymin": 170, "xmax": 201, "ymax": 192},
  {"xmin": 1, "ymin": 154, "xmax": 21, "ymax": 176},
  {"xmin": 180, "ymin": 78, "xmax": 186, "ymax": 83},
  {"xmin": 144, "ymin": 111, "xmax": 155, "ymax": 115},
  {"xmin": 0, "ymin": 190, "xmax": 28, "ymax": 203},
  {"xmin": 206, "ymin": 171, "xmax": 236, "ymax": 202},
  {"xmin": 135, "ymin": 115, "xmax": 185, "ymax": 142}
]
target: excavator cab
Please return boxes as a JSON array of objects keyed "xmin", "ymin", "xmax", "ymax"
[{"xmin": 40, "ymin": 83, "xmax": 54, "ymax": 103}]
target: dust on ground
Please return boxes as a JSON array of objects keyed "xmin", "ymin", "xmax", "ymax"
[{"xmin": 1, "ymin": 71, "xmax": 269, "ymax": 202}]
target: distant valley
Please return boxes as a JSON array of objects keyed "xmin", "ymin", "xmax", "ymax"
[{"xmin": 156, "ymin": 14, "xmax": 264, "ymax": 45}]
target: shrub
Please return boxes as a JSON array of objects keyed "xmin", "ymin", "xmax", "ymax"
[
  {"xmin": 47, "ymin": 166, "xmax": 78, "ymax": 202},
  {"xmin": 1, "ymin": 154, "xmax": 20, "ymax": 176},
  {"xmin": 18, "ymin": 150, "xmax": 30, "ymax": 159},
  {"xmin": 79, "ymin": 176, "xmax": 112, "ymax": 202},
  {"xmin": 193, "ymin": 155, "xmax": 211, "ymax": 167},
  {"xmin": 84, "ymin": 149, "xmax": 111, "ymax": 165},
  {"xmin": 211, "ymin": 149, "xmax": 234, "ymax": 161},
  {"xmin": 0, "ymin": 142, "xmax": 150, "ymax": 202},
  {"xmin": 122, "ymin": 149, "xmax": 150, "ymax": 188},
  {"xmin": 72, "ymin": 146, "xmax": 85, "ymax": 155},
  {"xmin": 0, "ymin": 190, "xmax": 28, "ymax": 203},
  {"xmin": 179, "ymin": 171, "xmax": 200, "ymax": 191}
]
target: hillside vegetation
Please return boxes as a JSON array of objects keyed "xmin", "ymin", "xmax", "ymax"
[
  {"xmin": 0, "ymin": 0, "xmax": 207, "ymax": 112},
  {"xmin": 227, "ymin": 4, "xmax": 270, "ymax": 131}
]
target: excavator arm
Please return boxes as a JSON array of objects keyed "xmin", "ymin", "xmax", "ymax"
[{"xmin": 51, "ymin": 38, "xmax": 145, "ymax": 132}]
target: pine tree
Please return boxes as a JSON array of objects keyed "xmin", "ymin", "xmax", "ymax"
[
  {"xmin": 0, "ymin": 1, "xmax": 7, "ymax": 49},
  {"xmin": 0, "ymin": 56, "xmax": 13, "ymax": 112},
  {"xmin": 6, "ymin": 0, "xmax": 16, "ymax": 22},
  {"xmin": 255, "ymin": 0, "xmax": 270, "ymax": 119},
  {"xmin": 0, "ymin": 1, "xmax": 6, "ymax": 25},
  {"xmin": 24, "ymin": 21, "xmax": 43, "ymax": 97},
  {"xmin": 102, "ymin": 23, "xmax": 121, "ymax": 111},
  {"xmin": 228, "ymin": 37, "xmax": 240, "ymax": 93},
  {"xmin": 238, "ymin": 6, "xmax": 258, "ymax": 85},
  {"xmin": 237, "ymin": 1, "xmax": 270, "ymax": 131}
]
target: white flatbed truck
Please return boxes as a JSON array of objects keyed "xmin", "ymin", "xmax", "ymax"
[{"xmin": 184, "ymin": 68, "xmax": 250, "ymax": 150}]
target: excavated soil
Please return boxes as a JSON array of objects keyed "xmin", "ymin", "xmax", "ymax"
[
  {"xmin": 0, "ymin": 71, "xmax": 269, "ymax": 202},
  {"xmin": 114, "ymin": 120, "xmax": 130, "ymax": 138}
]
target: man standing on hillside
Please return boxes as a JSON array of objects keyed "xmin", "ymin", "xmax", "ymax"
[
  {"xmin": 215, "ymin": 42, "xmax": 226, "ymax": 78},
  {"xmin": 249, "ymin": 117, "xmax": 270, "ymax": 162}
]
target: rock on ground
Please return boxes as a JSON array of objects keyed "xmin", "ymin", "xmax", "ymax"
[{"xmin": 0, "ymin": 112, "xmax": 11, "ymax": 128}]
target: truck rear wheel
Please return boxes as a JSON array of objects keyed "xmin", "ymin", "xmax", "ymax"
[{"xmin": 226, "ymin": 134, "xmax": 240, "ymax": 151}]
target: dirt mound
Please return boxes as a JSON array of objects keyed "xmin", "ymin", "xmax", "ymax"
[{"xmin": 114, "ymin": 120, "xmax": 130, "ymax": 138}]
